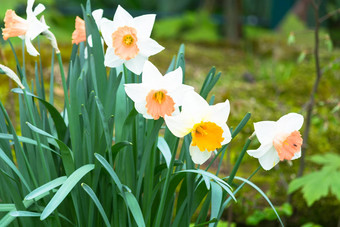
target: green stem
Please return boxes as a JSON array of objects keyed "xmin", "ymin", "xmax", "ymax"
[
  {"xmin": 22, "ymin": 89, "xmax": 51, "ymax": 182},
  {"xmin": 227, "ymin": 137, "xmax": 252, "ymax": 185},
  {"xmin": 154, "ymin": 139, "xmax": 178, "ymax": 227},
  {"xmin": 214, "ymin": 166, "xmax": 261, "ymax": 227},
  {"xmin": 0, "ymin": 102, "xmax": 37, "ymax": 189},
  {"xmin": 56, "ymin": 53, "xmax": 70, "ymax": 120}
]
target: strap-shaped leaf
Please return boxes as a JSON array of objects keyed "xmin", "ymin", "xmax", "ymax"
[{"xmin": 40, "ymin": 164, "xmax": 95, "ymax": 220}]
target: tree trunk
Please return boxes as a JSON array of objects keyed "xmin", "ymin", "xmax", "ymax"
[{"xmin": 224, "ymin": 0, "xmax": 243, "ymax": 43}]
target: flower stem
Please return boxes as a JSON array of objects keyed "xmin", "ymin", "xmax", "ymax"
[
  {"xmin": 227, "ymin": 136, "xmax": 253, "ymax": 185},
  {"xmin": 154, "ymin": 138, "xmax": 178, "ymax": 227},
  {"xmin": 56, "ymin": 53, "xmax": 70, "ymax": 120}
]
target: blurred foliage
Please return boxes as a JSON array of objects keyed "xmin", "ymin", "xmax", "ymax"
[
  {"xmin": 153, "ymin": 11, "xmax": 220, "ymax": 43},
  {"xmin": 288, "ymin": 153, "xmax": 340, "ymax": 206},
  {"xmin": 246, "ymin": 203, "xmax": 292, "ymax": 225}
]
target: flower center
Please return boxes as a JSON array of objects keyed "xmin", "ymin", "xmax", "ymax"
[
  {"xmin": 273, "ymin": 130, "xmax": 303, "ymax": 161},
  {"xmin": 72, "ymin": 16, "xmax": 86, "ymax": 45},
  {"xmin": 191, "ymin": 122, "xmax": 224, "ymax": 152},
  {"xmin": 123, "ymin": 34, "xmax": 134, "ymax": 46},
  {"xmin": 112, "ymin": 26, "xmax": 139, "ymax": 60},
  {"xmin": 145, "ymin": 89, "xmax": 175, "ymax": 120},
  {"xmin": 2, "ymin": 10, "xmax": 28, "ymax": 40}
]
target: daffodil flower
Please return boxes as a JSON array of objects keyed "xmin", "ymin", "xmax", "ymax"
[
  {"xmin": 101, "ymin": 5, "xmax": 164, "ymax": 75},
  {"xmin": 164, "ymin": 91, "xmax": 232, "ymax": 165},
  {"xmin": 124, "ymin": 61, "xmax": 193, "ymax": 120},
  {"xmin": 2, "ymin": 0, "xmax": 49, "ymax": 56},
  {"xmin": 72, "ymin": 9, "xmax": 104, "ymax": 45},
  {"xmin": 247, "ymin": 113, "xmax": 304, "ymax": 170},
  {"xmin": 0, "ymin": 64, "xmax": 25, "ymax": 89}
]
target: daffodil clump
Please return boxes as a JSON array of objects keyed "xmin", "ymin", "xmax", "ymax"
[{"xmin": 0, "ymin": 1, "xmax": 304, "ymax": 226}]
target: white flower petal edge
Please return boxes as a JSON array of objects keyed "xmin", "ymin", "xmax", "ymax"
[
  {"xmin": 277, "ymin": 113, "xmax": 304, "ymax": 133},
  {"xmin": 125, "ymin": 55, "xmax": 147, "ymax": 75},
  {"xmin": 0, "ymin": 65, "xmax": 25, "ymax": 89},
  {"xmin": 124, "ymin": 83, "xmax": 149, "ymax": 103},
  {"xmin": 247, "ymin": 143, "xmax": 273, "ymax": 159},
  {"xmin": 133, "ymin": 14, "xmax": 155, "ymax": 39},
  {"xmin": 189, "ymin": 144, "xmax": 212, "ymax": 165},
  {"xmin": 104, "ymin": 47, "xmax": 125, "ymax": 68},
  {"xmin": 164, "ymin": 114, "xmax": 194, "ymax": 138},
  {"xmin": 25, "ymin": 0, "xmax": 49, "ymax": 56},
  {"xmin": 254, "ymin": 121, "xmax": 277, "ymax": 145},
  {"xmin": 258, "ymin": 147, "xmax": 280, "ymax": 171}
]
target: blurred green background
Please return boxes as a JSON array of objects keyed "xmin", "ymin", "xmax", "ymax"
[{"xmin": 1, "ymin": 0, "xmax": 340, "ymax": 226}]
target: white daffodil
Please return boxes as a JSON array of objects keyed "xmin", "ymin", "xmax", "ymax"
[
  {"xmin": 0, "ymin": 64, "xmax": 25, "ymax": 89},
  {"xmin": 124, "ymin": 61, "xmax": 193, "ymax": 120},
  {"xmin": 164, "ymin": 91, "xmax": 232, "ymax": 165},
  {"xmin": 247, "ymin": 113, "xmax": 304, "ymax": 171},
  {"xmin": 72, "ymin": 9, "xmax": 104, "ymax": 45},
  {"xmin": 71, "ymin": 9, "xmax": 106, "ymax": 59},
  {"xmin": 2, "ymin": 0, "xmax": 49, "ymax": 56},
  {"xmin": 101, "ymin": 5, "xmax": 164, "ymax": 75}
]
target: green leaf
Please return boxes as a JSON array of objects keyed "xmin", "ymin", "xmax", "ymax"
[
  {"xmin": 26, "ymin": 122, "xmax": 75, "ymax": 176},
  {"xmin": 157, "ymin": 137, "xmax": 172, "ymax": 168},
  {"xmin": 11, "ymin": 88, "xmax": 67, "ymax": 140},
  {"xmin": 40, "ymin": 164, "xmax": 95, "ymax": 220},
  {"xmin": 9, "ymin": 211, "xmax": 41, "ymax": 217},
  {"xmin": 95, "ymin": 153, "xmax": 123, "ymax": 192},
  {"xmin": 232, "ymin": 176, "xmax": 284, "ymax": 227},
  {"xmin": 94, "ymin": 96, "xmax": 111, "ymax": 151},
  {"xmin": 0, "ymin": 204, "xmax": 15, "ymax": 212},
  {"xmin": 0, "ymin": 147, "xmax": 31, "ymax": 191},
  {"xmin": 124, "ymin": 191, "xmax": 146, "ymax": 227},
  {"xmin": 179, "ymin": 169, "xmax": 235, "ymax": 201},
  {"xmin": 81, "ymin": 183, "xmax": 111, "ymax": 227},
  {"xmin": 24, "ymin": 176, "xmax": 67, "ymax": 200},
  {"xmin": 209, "ymin": 182, "xmax": 222, "ymax": 227},
  {"xmin": 0, "ymin": 133, "xmax": 59, "ymax": 156}
]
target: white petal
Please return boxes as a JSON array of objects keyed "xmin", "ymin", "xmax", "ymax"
[
  {"xmin": 101, "ymin": 20, "xmax": 115, "ymax": 47},
  {"xmin": 0, "ymin": 64, "xmax": 25, "ymax": 89},
  {"xmin": 247, "ymin": 143, "xmax": 273, "ymax": 158},
  {"xmin": 124, "ymin": 83, "xmax": 149, "ymax": 103},
  {"xmin": 220, "ymin": 123, "xmax": 232, "ymax": 145},
  {"xmin": 113, "ymin": 5, "xmax": 133, "ymax": 27},
  {"xmin": 104, "ymin": 47, "xmax": 124, "ymax": 68},
  {"xmin": 142, "ymin": 61, "xmax": 163, "ymax": 84},
  {"xmin": 163, "ymin": 67, "xmax": 183, "ymax": 87},
  {"xmin": 164, "ymin": 114, "xmax": 194, "ymax": 138},
  {"xmin": 33, "ymin": 3, "xmax": 45, "ymax": 16},
  {"xmin": 291, "ymin": 150, "xmax": 301, "ymax": 160},
  {"xmin": 135, "ymin": 101, "xmax": 153, "ymax": 119},
  {"xmin": 26, "ymin": 0, "xmax": 34, "ymax": 15},
  {"xmin": 124, "ymin": 55, "xmax": 147, "ymax": 75},
  {"xmin": 254, "ymin": 121, "xmax": 277, "ymax": 144},
  {"xmin": 169, "ymin": 84, "xmax": 194, "ymax": 106},
  {"xmin": 277, "ymin": 113, "xmax": 304, "ymax": 133},
  {"xmin": 92, "ymin": 9, "xmax": 103, "ymax": 29},
  {"xmin": 84, "ymin": 46, "xmax": 88, "ymax": 59},
  {"xmin": 133, "ymin": 14, "xmax": 155, "ymax": 39},
  {"xmin": 26, "ymin": 16, "xmax": 49, "ymax": 40},
  {"xmin": 138, "ymin": 38, "xmax": 164, "ymax": 57},
  {"xmin": 25, "ymin": 36, "xmax": 39, "ymax": 56},
  {"xmin": 189, "ymin": 144, "xmax": 212, "ymax": 165},
  {"xmin": 181, "ymin": 91, "xmax": 209, "ymax": 115},
  {"xmin": 258, "ymin": 148, "xmax": 280, "ymax": 171},
  {"xmin": 204, "ymin": 100, "xmax": 230, "ymax": 125}
]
